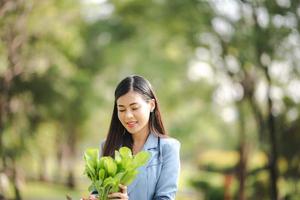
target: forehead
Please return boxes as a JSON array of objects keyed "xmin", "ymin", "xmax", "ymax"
[{"xmin": 117, "ymin": 91, "xmax": 146, "ymax": 105}]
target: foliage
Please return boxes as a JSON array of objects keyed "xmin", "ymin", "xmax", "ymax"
[
  {"xmin": 83, "ymin": 147, "xmax": 150, "ymax": 200},
  {"xmin": 1, "ymin": 0, "xmax": 300, "ymax": 199}
]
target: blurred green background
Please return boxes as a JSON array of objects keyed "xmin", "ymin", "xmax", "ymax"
[{"xmin": 1, "ymin": 0, "xmax": 300, "ymax": 199}]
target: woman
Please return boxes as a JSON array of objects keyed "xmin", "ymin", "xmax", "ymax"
[{"xmin": 87, "ymin": 75, "xmax": 180, "ymax": 200}]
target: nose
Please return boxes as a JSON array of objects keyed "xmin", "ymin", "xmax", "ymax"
[{"xmin": 125, "ymin": 110, "xmax": 134, "ymax": 119}]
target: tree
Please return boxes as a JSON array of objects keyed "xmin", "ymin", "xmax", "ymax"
[{"xmin": 0, "ymin": 0, "xmax": 97, "ymax": 198}]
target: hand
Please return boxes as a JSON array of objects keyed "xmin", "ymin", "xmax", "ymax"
[{"xmin": 108, "ymin": 184, "xmax": 128, "ymax": 200}]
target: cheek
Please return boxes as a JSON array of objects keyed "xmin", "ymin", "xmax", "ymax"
[{"xmin": 139, "ymin": 108, "xmax": 151, "ymax": 120}]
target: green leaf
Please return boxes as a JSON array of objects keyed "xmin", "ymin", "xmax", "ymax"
[
  {"xmin": 119, "ymin": 147, "xmax": 132, "ymax": 159},
  {"xmin": 103, "ymin": 157, "xmax": 117, "ymax": 176},
  {"xmin": 103, "ymin": 177, "xmax": 114, "ymax": 188},
  {"xmin": 95, "ymin": 180, "xmax": 103, "ymax": 189},
  {"xmin": 99, "ymin": 169, "xmax": 106, "ymax": 181},
  {"xmin": 115, "ymin": 150, "xmax": 122, "ymax": 164},
  {"xmin": 98, "ymin": 157, "xmax": 105, "ymax": 168},
  {"xmin": 133, "ymin": 151, "xmax": 151, "ymax": 167},
  {"xmin": 120, "ymin": 169, "xmax": 139, "ymax": 185},
  {"xmin": 84, "ymin": 148, "xmax": 99, "ymax": 162},
  {"xmin": 120, "ymin": 154, "xmax": 133, "ymax": 170},
  {"xmin": 84, "ymin": 148, "xmax": 99, "ymax": 173},
  {"xmin": 114, "ymin": 171, "xmax": 126, "ymax": 182},
  {"xmin": 88, "ymin": 183, "xmax": 96, "ymax": 192}
]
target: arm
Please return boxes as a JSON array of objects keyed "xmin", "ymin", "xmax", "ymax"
[{"xmin": 153, "ymin": 139, "xmax": 181, "ymax": 200}]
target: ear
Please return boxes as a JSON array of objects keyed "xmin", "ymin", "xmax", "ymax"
[{"xmin": 149, "ymin": 99, "xmax": 155, "ymax": 112}]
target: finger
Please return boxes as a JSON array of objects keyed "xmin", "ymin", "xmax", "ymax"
[
  {"xmin": 108, "ymin": 192, "xmax": 128, "ymax": 199},
  {"xmin": 108, "ymin": 198, "xmax": 125, "ymax": 200},
  {"xmin": 89, "ymin": 195, "xmax": 98, "ymax": 200},
  {"xmin": 108, "ymin": 199, "xmax": 126, "ymax": 200},
  {"xmin": 119, "ymin": 184, "xmax": 127, "ymax": 194},
  {"xmin": 108, "ymin": 193, "xmax": 121, "ymax": 198}
]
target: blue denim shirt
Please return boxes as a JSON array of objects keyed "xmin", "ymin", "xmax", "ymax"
[
  {"xmin": 98, "ymin": 133, "xmax": 181, "ymax": 200},
  {"xmin": 127, "ymin": 133, "xmax": 181, "ymax": 200}
]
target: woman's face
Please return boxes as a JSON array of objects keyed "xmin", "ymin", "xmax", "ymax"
[{"xmin": 117, "ymin": 90, "xmax": 155, "ymax": 136}]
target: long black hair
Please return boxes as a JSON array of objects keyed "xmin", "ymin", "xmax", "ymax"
[{"xmin": 102, "ymin": 75, "xmax": 167, "ymax": 156}]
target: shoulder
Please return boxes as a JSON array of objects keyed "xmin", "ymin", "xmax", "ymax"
[
  {"xmin": 160, "ymin": 136, "xmax": 180, "ymax": 146},
  {"xmin": 160, "ymin": 137, "xmax": 180, "ymax": 153}
]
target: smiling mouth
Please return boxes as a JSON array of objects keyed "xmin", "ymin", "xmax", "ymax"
[{"xmin": 126, "ymin": 121, "xmax": 137, "ymax": 128}]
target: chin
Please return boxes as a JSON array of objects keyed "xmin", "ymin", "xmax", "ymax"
[
  {"xmin": 127, "ymin": 130, "xmax": 138, "ymax": 135},
  {"xmin": 126, "ymin": 128, "xmax": 142, "ymax": 135}
]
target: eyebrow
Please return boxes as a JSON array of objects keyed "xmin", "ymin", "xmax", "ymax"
[{"xmin": 117, "ymin": 103, "xmax": 139, "ymax": 107}]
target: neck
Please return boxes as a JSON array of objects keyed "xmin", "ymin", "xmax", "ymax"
[
  {"xmin": 132, "ymin": 130, "xmax": 149, "ymax": 145},
  {"xmin": 132, "ymin": 127, "xmax": 150, "ymax": 154}
]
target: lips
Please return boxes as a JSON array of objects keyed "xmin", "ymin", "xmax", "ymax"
[{"xmin": 126, "ymin": 121, "xmax": 137, "ymax": 128}]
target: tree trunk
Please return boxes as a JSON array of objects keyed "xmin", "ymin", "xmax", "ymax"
[
  {"xmin": 67, "ymin": 171, "xmax": 75, "ymax": 189},
  {"xmin": 0, "ymin": 2, "xmax": 28, "ymax": 200},
  {"xmin": 65, "ymin": 128, "xmax": 77, "ymax": 189},
  {"xmin": 0, "ymin": 62, "xmax": 11, "ymax": 174},
  {"xmin": 38, "ymin": 154, "xmax": 48, "ymax": 182},
  {"xmin": 11, "ymin": 159, "xmax": 22, "ymax": 200},
  {"xmin": 251, "ymin": 3, "xmax": 279, "ymax": 197},
  {"xmin": 259, "ymin": 62, "xmax": 278, "ymax": 200},
  {"xmin": 223, "ymin": 174, "xmax": 233, "ymax": 200},
  {"xmin": 0, "ymin": 99, "xmax": 4, "ymax": 169},
  {"xmin": 267, "ymin": 94, "xmax": 278, "ymax": 200},
  {"xmin": 237, "ymin": 101, "xmax": 247, "ymax": 200},
  {"xmin": 54, "ymin": 131, "xmax": 65, "ymax": 184},
  {"xmin": 260, "ymin": 59, "xmax": 278, "ymax": 200}
]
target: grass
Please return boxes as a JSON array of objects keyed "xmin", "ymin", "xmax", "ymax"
[
  {"xmin": 16, "ymin": 181, "xmax": 88, "ymax": 200},
  {"xmin": 7, "ymin": 166, "xmax": 198, "ymax": 200},
  {"xmin": 2, "ymin": 160, "xmax": 198, "ymax": 200}
]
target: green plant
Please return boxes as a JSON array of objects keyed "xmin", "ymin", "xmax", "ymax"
[{"xmin": 84, "ymin": 147, "xmax": 150, "ymax": 200}]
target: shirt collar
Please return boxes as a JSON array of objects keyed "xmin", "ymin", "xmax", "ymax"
[{"xmin": 142, "ymin": 132, "xmax": 158, "ymax": 150}]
